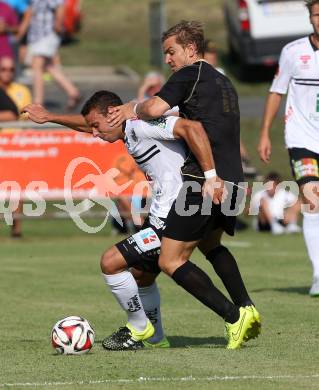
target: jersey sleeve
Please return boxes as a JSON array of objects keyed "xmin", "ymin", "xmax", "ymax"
[
  {"xmin": 270, "ymin": 45, "xmax": 294, "ymax": 94},
  {"xmin": 156, "ymin": 67, "xmax": 195, "ymax": 108},
  {"xmin": 136, "ymin": 116, "xmax": 180, "ymax": 140}
]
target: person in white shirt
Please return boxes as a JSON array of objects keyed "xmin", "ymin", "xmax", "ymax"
[
  {"xmin": 251, "ymin": 172, "xmax": 301, "ymax": 235},
  {"xmin": 258, "ymin": 0, "xmax": 319, "ymax": 296}
]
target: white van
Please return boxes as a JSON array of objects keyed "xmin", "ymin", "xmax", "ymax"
[{"xmin": 224, "ymin": 0, "xmax": 313, "ymax": 67}]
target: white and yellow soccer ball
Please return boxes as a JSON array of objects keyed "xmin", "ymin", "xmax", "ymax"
[{"xmin": 51, "ymin": 316, "xmax": 95, "ymax": 355}]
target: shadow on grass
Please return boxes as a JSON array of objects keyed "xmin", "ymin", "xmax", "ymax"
[
  {"xmin": 167, "ymin": 335, "xmax": 225, "ymax": 349},
  {"xmin": 95, "ymin": 337, "xmax": 226, "ymax": 349},
  {"xmin": 252, "ymin": 286, "xmax": 309, "ymax": 295}
]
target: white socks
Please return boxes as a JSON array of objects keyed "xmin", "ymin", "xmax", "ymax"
[
  {"xmin": 138, "ymin": 283, "xmax": 164, "ymax": 343},
  {"xmin": 303, "ymin": 212, "xmax": 319, "ymax": 279},
  {"xmin": 103, "ymin": 271, "xmax": 148, "ymax": 332}
]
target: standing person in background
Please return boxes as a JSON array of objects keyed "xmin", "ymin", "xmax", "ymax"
[
  {"xmin": 18, "ymin": 0, "xmax": 80, "ymax": 109},
  {"xmin": 0, "ymin": 56, "xmax": 32, "ymax": 238},
  {"xmin": 258, "ymin": 0, "xmax": 319, "ymax": 296},
  {"xmin": 0, "ymin": 1, "xmax": 18, "ymax": 60},
  {"xmin": 4, "ymin": 0, "xmax": 30, "ymax": 67}
]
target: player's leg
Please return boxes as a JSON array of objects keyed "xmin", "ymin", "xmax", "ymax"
[
  {"xmin": 198, "ymin": 228, "xmax": 253, "ymax": 307},
  {"xmin": 100, "ymin": 246, "xmax": 154, "ymax": 350},
  {"xmin": 198, "ymin": 228, "xmax": 260, "ymax": 340},
  {"xmin": 159, "ymin": 237, "xmax": 255, "ymax": 349},
  {"xmin": 132, "ymin": 269, "xmax": 169, "ymax": 348},
  {"xmin": 300, "ymin": 182, "xmax": 319, "ymax": 295},
  {"xmin": 289, "ymin": 148, "xmax": 319, "ymax": 295}
]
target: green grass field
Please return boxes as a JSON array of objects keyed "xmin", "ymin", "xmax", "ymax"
[{"xmin": 1, "ymin": 218, "xmax": 319, "ymax": 389}]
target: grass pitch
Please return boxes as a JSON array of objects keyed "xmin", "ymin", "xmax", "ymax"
[{"xmin": 1, "ymin": 219, "xmax": 319, "ymax": 389}]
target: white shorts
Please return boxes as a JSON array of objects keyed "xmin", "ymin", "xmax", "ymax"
[{"xmin": 28, "ymin": 32, "xmax": 61, "ymax": 59}]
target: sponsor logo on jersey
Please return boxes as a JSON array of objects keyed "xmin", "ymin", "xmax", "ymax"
[
  {"xmin": 147, "ymin": 117, "xmax": 167, "ymax": 129},
  {"xmin": 293, "ymin": 158, "xmax": 319, "ymax": 180},
  {"xmin": 300, "ymin": 55, "xmax": 311, "ymax": 65}
]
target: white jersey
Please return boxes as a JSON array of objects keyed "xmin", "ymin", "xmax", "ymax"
[
  {"xmin": 270, "ymin": 36, "xmax": 319, "ymax": 153},
  {"xmin": 124, "ymin": 116, "xmax": 185, "ymax": 218},
  {"xmin": 251, "ymin": 188, "xmax": 297, "ymax": 220}
]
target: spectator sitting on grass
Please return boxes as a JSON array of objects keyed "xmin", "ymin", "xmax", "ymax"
[{"xmin": 251, "ymin": 171, "xmax": 301, "ymax": 235}]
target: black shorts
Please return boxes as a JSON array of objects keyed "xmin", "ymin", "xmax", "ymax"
[
  {"xmin": 116, "ymin": 215, "xmax": 165, "ymax": 275},
  {"xmin": 162, "ymin": 181, "xmax": 243, "ymax": 242},
  {"xmin": 288, "ymin": 148, "xmax": 319, "ymax": 186}
]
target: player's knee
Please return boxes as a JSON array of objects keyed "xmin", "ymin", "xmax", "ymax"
[
  {"xmin": 159, "ymin": 253, "xmax": 186, "ymax": 275},
  {"xmin": 100, "ymin": 247, "xmax": 121, "ymax": 275}
]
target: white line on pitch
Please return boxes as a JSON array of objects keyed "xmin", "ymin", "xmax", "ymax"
[{"xmin": 2, "ymin": 374, "xmax": 319, "ymax": 387}]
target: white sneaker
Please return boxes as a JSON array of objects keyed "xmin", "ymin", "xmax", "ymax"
[
  {"xmin": 309, "ymin": 278, "xmax": 319, "ymax": 297},
  {"xmin": 271, "ymin": 221, "xmax": 285, "ymax": 235},
  {"xmin": 286, "ymin": 223, "xmax": 301, "ymax": 234}
]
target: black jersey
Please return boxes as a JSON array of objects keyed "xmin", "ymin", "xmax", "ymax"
[{"xmin": 157, "ymin": 60, "xmax": 244, "ymax": 184}]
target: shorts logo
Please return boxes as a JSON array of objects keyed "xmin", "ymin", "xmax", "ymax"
[
  {"xmin": 141, "ymin": 230, "xmax": 157, "ymax": 244},
  {"xmin": 293, "ymin": 158, "xmax": 319, "ymax": 180},
  {"xmin": 132, "ymin": 227, "xmax": 161, "ymax": 252}
]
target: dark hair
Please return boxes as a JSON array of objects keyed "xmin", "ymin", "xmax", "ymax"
[
  {"xmin": 162, "ymin": 20, "xmax": 205, "ymax": 56},
  {"xmin": 305, "ymin": 0, "xmax": 319, "ymax": 13},
  {"xmin": 81, "ymin": 90, "xmax": 123, "ymax": 117},
  {"xmin": 265, "ymin": 171, "xmax": 281, "ymax": 183}
]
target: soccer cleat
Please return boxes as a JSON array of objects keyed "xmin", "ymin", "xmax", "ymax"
[
  {"xmin": 243, "ymin": 305, "xmax": 261, "ymax": 341},
  {"xmin": 271, "ymin": 221, "xmax": 285, "ymax": 235},
  {"xmin": 225, "ymin": 307, "xmax": 254, "ymax": 349},
  {"xmin": 143, "ymin": 336, "xmax": 170, "ymax": 348},
  {"xmin": 309, "ymin": 278, "xmax": 319, "ymax": 297},
  {"xmin": 102, "ymin": 320, "xmax": 154, "ymax": 351},
  {"xmin": 285, "ymin": 223, "xmax": 301, "ymax": 234}
]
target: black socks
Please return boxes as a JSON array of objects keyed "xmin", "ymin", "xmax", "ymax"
[
  {"xmin": 206, "ymin": 245, "xmax": 253, "ymax": 307},
  {"xmin": 172, "ymin": 260, "xmax": 239, "ymax": 323}
]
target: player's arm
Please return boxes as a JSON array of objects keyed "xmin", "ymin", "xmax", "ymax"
[
  {"xmin": 173, "ymin": 118, "xmax": 225, "ymax": 205},
  {"xmin": 22, "ymin": 104, "xmax": 91, "ymax": 133},
  {"xmin": 107, "ymin": 96, "xmax": 170, "ymax": 127},
  {"xmin": 258, "ymin": 92, "xmax": 283, "ymax": 163}
]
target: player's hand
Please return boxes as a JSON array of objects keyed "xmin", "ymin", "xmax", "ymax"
[
  {"xmin": 22, "ymin": 104, "xmax": 50, "ymax": 124},
  {"xmin": 107, "ymin": 102, "xmax": 135, "ymax": 127},
  {"xmin": 202, "ymin": 176, "xmax": 227, "ymax": 205},
  {"xmin": 258, "ymin": 134, "xmax": 272, "ymax": 163}
]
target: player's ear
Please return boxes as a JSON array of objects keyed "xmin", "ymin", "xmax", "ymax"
[{"xmin": 186, "ymin": 43, "xmax": 197, "ymax": 58}]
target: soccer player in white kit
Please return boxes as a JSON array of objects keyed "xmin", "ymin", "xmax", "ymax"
[{"xmin": 258, "ymin": 0, "xmax": 319, "ymax": 295}]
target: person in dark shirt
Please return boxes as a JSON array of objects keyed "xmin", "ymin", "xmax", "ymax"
[
  {"xmin": 107, "ymin": 21, "xmax": 261, "ymax": 349},
  {"xmin": 0, "ymin": 85, "xmax": 18, "ymax": 121}
]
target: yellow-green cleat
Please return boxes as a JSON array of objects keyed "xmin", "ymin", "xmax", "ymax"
[
  {"xmin": 244, "ymin": 305, "xmax": 261, "ymax": 342},
  {"xmin": 143, "ymin": 337, "xmax": 170, "ymax": 348},
  {"xmin": 126, "ymin": 320, "xmax": 155, "ymax": 341},
  {"xmin": 225, "ymin": 306, "xmax": 255, "ymax": 349}
]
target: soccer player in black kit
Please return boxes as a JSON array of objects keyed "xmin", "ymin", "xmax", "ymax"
[{"xmin": 108, "ymin": 21, "xmax": 261, "ymax": 349}]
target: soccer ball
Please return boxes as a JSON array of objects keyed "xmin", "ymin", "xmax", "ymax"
[{"xmin": 51, "ymin": 316, "xmax": 95, "ymax": 355}]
